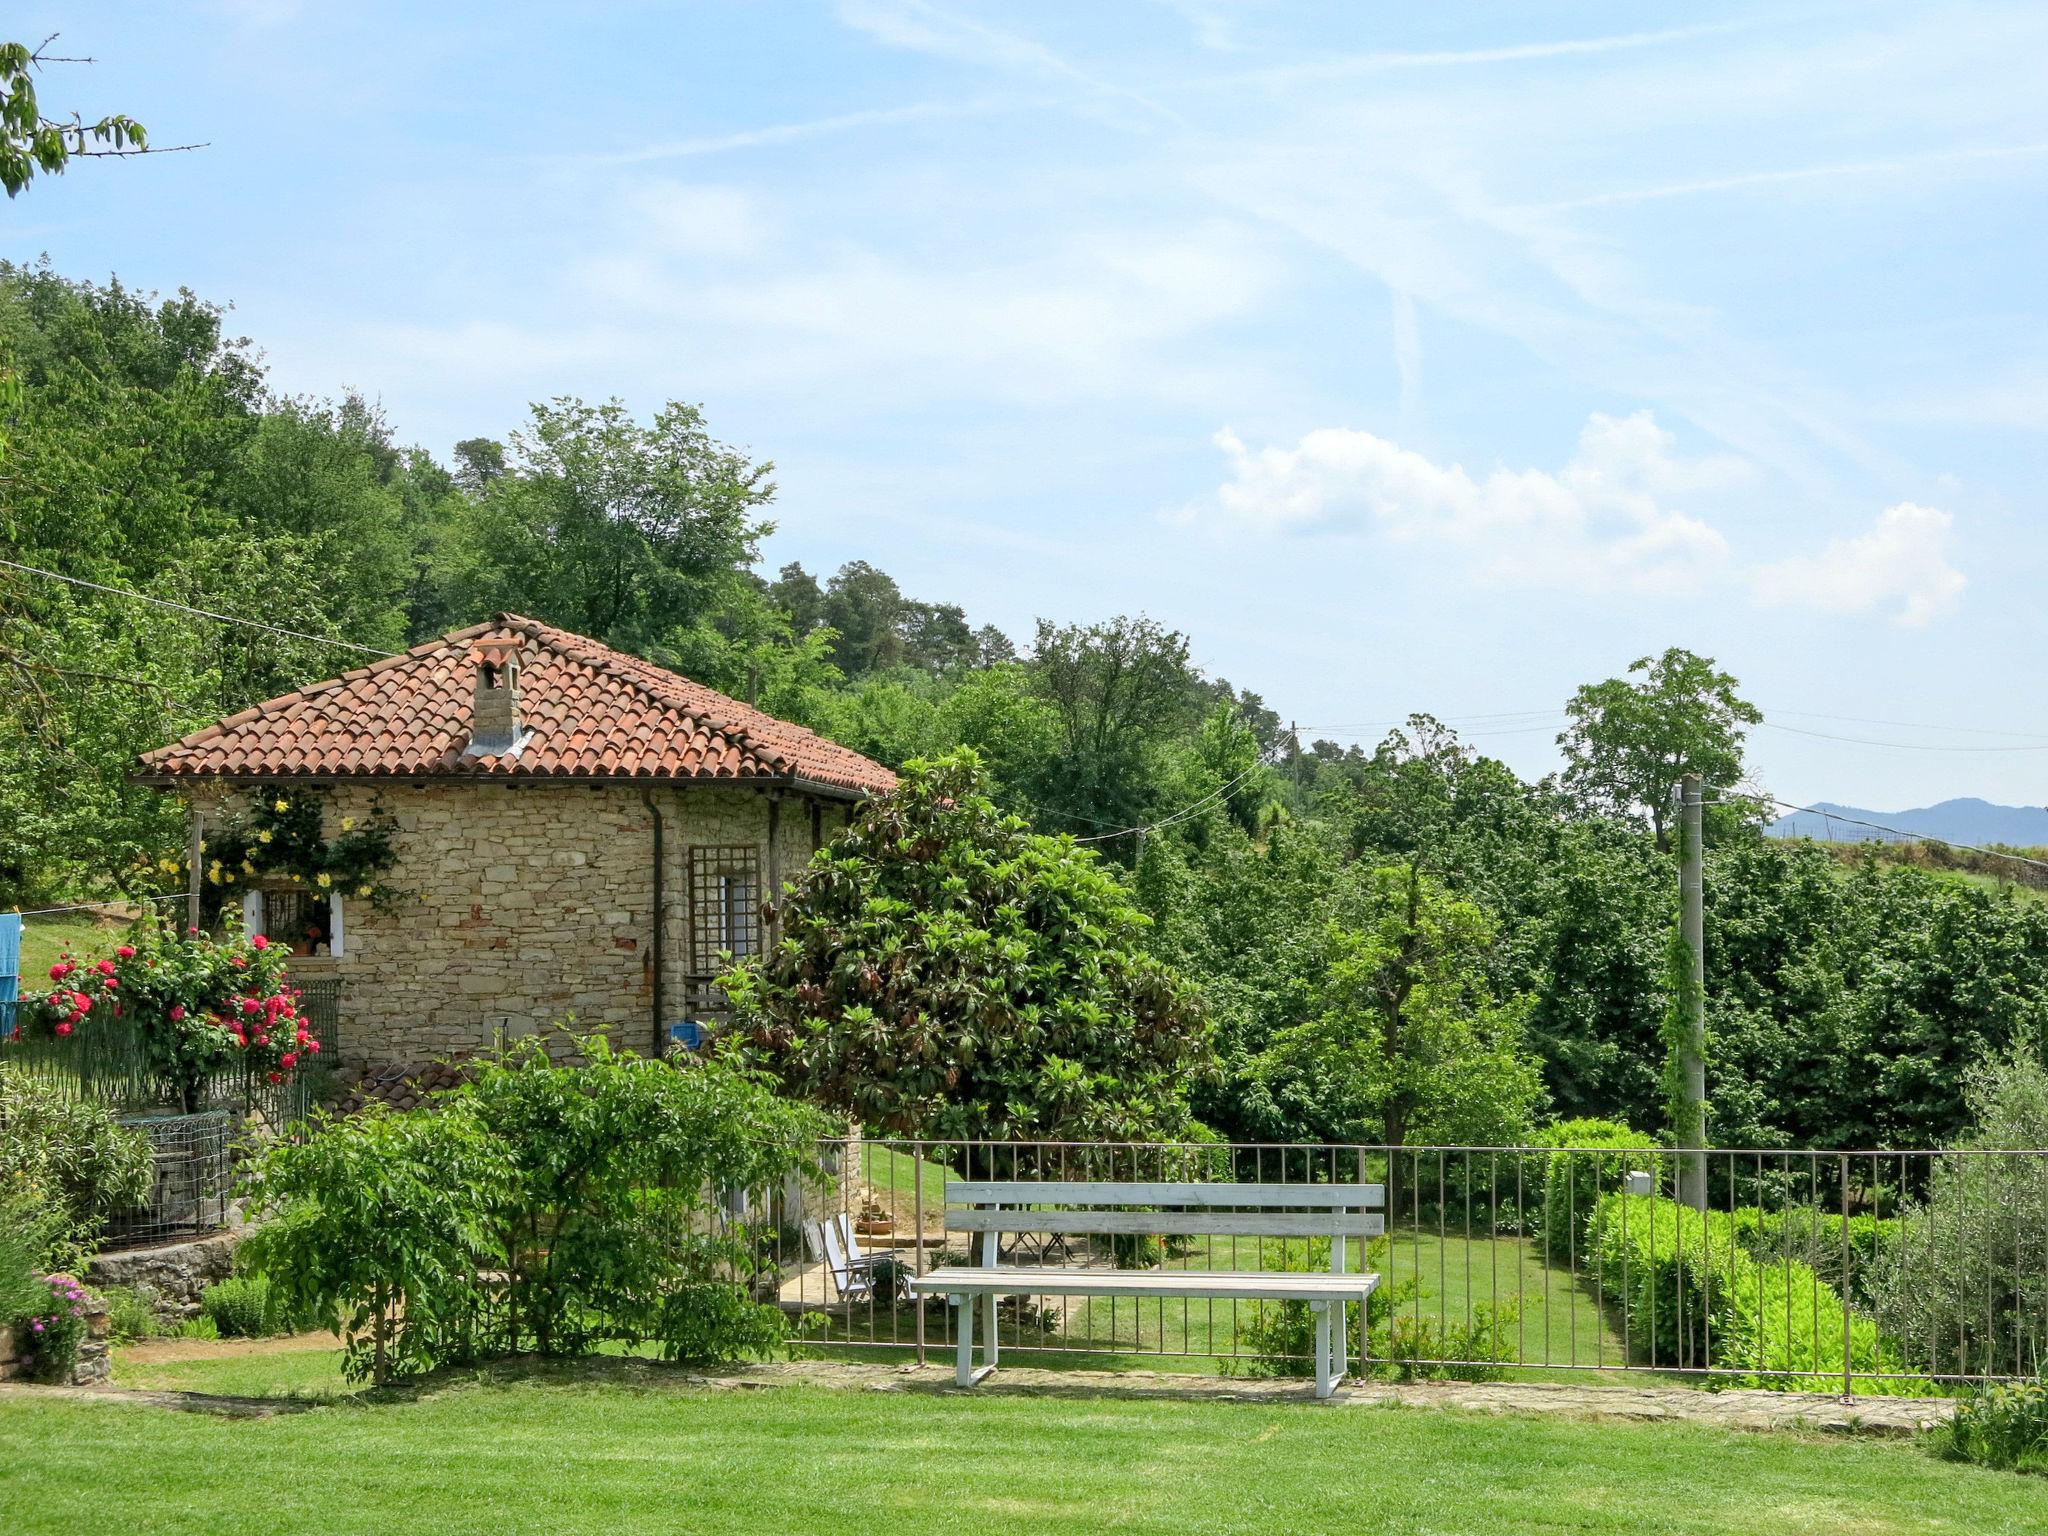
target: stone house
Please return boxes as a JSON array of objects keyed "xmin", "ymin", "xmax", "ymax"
[{"xmin": 136, "ymin": 613, "xmax": 896, "ymax": 1075}]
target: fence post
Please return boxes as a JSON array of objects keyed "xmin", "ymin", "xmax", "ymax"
[
  {"xmin": 1840, "ymin": 1153, "xmax": 1853, "ymax": 1400},
  {"xmin": 914, "ymin": 1145, "xmax": 926, "ymax": 1367}
]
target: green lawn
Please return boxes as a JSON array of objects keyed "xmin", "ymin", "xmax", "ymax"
[
  {"xmin": 2, "ymin": 1361, "xmax": 2041, "ymax": 1535},
  {"xmin": 15, "ymin": 909, "xmax": 139, "ymax": 981}
]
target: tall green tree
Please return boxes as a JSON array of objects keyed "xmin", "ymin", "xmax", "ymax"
[
  {"xmin": 451, "ymin": 397, "xmax": 774, "ymax": 651},
  {"xmin": 1252, "ymin": 865, "xmax": 1545, "ymax": 1150},
  {"xmin": 1556, "ymin": 647, "xmax": 1761, "ymax": 849}
]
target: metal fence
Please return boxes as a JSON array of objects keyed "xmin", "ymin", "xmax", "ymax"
[
  {"xmin": 1, "ymin": 983, "xmax": 343, "ymax": 1247},
  {"xmin": 765, "ymin": 1138, "xmax": 2048, "ymax": 1393}
]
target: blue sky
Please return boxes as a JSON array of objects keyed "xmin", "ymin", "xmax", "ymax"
[{"xmin": 14, "ymin": 2, "xmax": 2048, "ymax": 809}]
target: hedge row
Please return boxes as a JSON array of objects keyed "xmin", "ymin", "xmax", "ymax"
[
  {"xmin": 1524, "ymin": 1118, "xmax": 1663, "ymax": 1264},
  {"xmin": 1587, "ymin": 1193, "xmax": 1917, "ymax": 1392}
]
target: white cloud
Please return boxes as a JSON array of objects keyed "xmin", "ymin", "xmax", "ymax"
[
  {"xmin": 1187, "ymin": 410, "xmax": 1738, "ymax": 595},
  {"xmin": 1752, "ymin": 503, "xmax": 1966, "ymax": 627}
]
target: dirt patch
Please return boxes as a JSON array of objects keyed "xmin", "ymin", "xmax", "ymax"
[{"xmin": 117, "ymin": 1330, "xmax": 342, "ymax": 1365}]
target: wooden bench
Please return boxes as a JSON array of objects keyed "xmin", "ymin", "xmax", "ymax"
[{"xmin": 907, "ymin": 1180, "xmax": 1383, "ymax": 1398}]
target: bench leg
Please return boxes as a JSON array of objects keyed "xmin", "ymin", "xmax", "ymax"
[
  {"xmin": 952, "ymin": 1293, "xmax": 974, "ymax": 1386},
  {"xmin": 983, "ymin": 1289, "xmax": 1000, "ymax": 1370},
  {"xmin": 1314, "ymin": 1300, "xmax": 1334, "ymax": 1399}
]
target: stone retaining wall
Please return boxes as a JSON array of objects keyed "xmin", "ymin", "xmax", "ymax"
[
  {"xmin": 88, "ymin": 1231, "xmax": 242, "ymax": 1325},
  {"xmin": 0, "ymin": 1278, "xmax": 111, "ymax": 1385}
]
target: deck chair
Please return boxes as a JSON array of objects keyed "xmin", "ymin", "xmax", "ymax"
[{"xmin": 805, "ymin": 1212, "xmax": 904, "ymax": 1304}]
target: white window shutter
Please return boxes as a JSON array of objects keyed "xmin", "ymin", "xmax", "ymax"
[
  {"xmin": 241, "ymin": 889, "xmax": 263, "ymax": 938},
  {"xmin": 329, "ymin": 894, "xmax": 345, "ymax": 958}
]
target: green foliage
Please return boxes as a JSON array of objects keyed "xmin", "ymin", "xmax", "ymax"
[
  {"xmin": 1251, "ymin": 864, "xmax": 1545, "ymax": 1149},
  {"xmin": 13, "ymin": 1273, "xmax": 90, "ymax": 1382},
  {"xmin": 1589, "ymin": 1193, "xmax": 1909, "ymax": 1391},
  {"xmin": 1871, "ymin": 1051, "xmax": 2048, "ymax": 1378},
  {"xmin": 198, "ymin": 785, "xmax": 401, "ymax": 917},
  {"xmin": 199, "ymin": 1275, "xmax": 308, "ymax": 1339},
  {"xmin": 98, "ymin": 1284, "xmax": 163, "ymax": 1343},
  {"xmin": 1525, "ymin": 1118, "xmax": 1660, "ymax": 1263},
  {"xmin": 0, "ymin": 1182, "xmax": 54, "ymax": 1326},
  {"xmin": 1947, "ymin": 1377, "xmax": 2048, "ymax": 1474},
  {"xmin": 241, "ymin": 1034, "xmax": 821, "ymax": 1383},
  {"xmin": 1557, "ymin": 647, "xmax": 1760, "ymax": 848},
  {"xmin": 0, "ymin": 1064, "xmax": 151, "ymax": 1267},
  {"xmin": 0, "ymin": 40, "xmax": 149, "ymax": 198},
  {"xmin": 726, "ymin": 752, "xmax": 1215, "ymax": 1144}
]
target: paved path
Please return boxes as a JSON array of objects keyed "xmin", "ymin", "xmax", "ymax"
[{"xmin": 3, "ymin": 1356, "xmax": 1954, "ymax": 1436}]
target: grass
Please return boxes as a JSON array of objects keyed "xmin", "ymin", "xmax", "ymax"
[
  {"xmin": 14, "ymin": 909, "xmax": 139, "ymax": 981},
  {"xmin": 2, "ymin": 1360, "xmax": 2043, "ymax": 1534}
]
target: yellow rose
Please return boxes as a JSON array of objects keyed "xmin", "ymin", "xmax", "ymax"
[
  {"xmin": 317, "ymin": 872, "xmax": 332, "ymax": 888},
  {"xmin": 224, "ymin": 871, "xmax": 235, "ymax": 883},
  {"xmin": 274, "ymin": 799, "xmax": 289, "ymax": 812},
  {"xmin": 241, "ymin": 860, "xmax": 256, "ymax": 875},
  {"xmin": 291, "ymin": 872, "xmax": 302, "ymax": 882},
  {"xmin": 357, "ymin": 885, "xmax": 372, "ymax": 897},
  {"xmin": 257, "ymin": 830, "xmax": 272, "ymax": 844},
  {"xmin": 207, "ymin": 868, "xmax": 221, "ymax": 885},
  {"xmin": 340, "ymin": 817, "xmax": 355, "ymax": 832}
]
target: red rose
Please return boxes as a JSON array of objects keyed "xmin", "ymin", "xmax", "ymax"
[
  {"xmin": 47, "ymin": 962, "xmax": 68, "ymax": 980},
  {"xmin": 240, "ymin": 998, "xmax": 260, "ymax": 1015},
  {"xmin": 169, "ymin": 1005, "xmax": 186, "ymax": 1021},
  {"xmin": 306, "ymin": 1039, "xmax": 321, "ymax": 1054},
  {"xmin": 116, "ymin": 945, "xmax": 136, "ymax": 959},
  {"xmin": 95, "ymin": 959, "xmax": 116, "ymax": 976},
  {"xmin": 266, "ymin": 1071, "xmax": 281, "ymax": 1084},
  {"xmin": 54, "ymin": 1021, "xmax": 72, "ymax": 1037},
  {"xmin": 280, "ymin": 1052, "xmax": 297, "ymax": 1069},
  {"xmin": 102, "ymin": 976, "xmax": 117, "ymax": 990},
  {"xmin": 250, "ymin": 934, "xmax": 269, "ymax": 950}
]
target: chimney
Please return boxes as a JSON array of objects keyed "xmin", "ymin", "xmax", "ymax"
[{"xmin": 467, "ymin": 639, "xmax": 524, "ymax": 757}]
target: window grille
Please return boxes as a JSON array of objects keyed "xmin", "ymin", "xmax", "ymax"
[{"xmin": 684, "ymin": 847, "xmax": 760, "ymax": 1020}]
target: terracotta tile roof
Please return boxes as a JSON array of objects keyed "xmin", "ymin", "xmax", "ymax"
[{"xmin": 136, "ymin": 614, "xmax": 898, "ymax": 798}]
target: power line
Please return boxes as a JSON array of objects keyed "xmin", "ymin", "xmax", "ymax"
[
  {"xmin": 11, "ymin": 891, "xmax": 193, "ymax": 919},
  {"xmin": 1724, "ymin": 787, "xmax": 2048, "ymax": 875},
  {"xmin": 1762, "ymin": 707, "xmax": 2048, "ymax": 742},
  {"xmin": 1074, "ymin": 765, "xmax": 1263, "ymax": 843},
  {"xmin": 1759, "ymin": 720, "xmax": 2048, "ymax": 753},
  {"xmin": 0, "ymin": 558, "xmax": 400, "ymax": 659}
]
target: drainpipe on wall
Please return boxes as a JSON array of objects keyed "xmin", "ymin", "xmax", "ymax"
[{"xmin": 640, "ymin": 790, "xmax": 666, "ymax": 1056}]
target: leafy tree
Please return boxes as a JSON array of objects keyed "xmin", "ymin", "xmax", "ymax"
[
  {"xmin": 724, "ymin": 751, "xmax": 1216, "ymax": 1144},
  {"xmin": 1251, "ymin": 865, "xmax": 1545, "ymax": 1150},
  {"xmin": 768, "ymin": 560, "xmax": 827, "ymax": 637},
  {"xmin": 819, "ymin": 559, "xmax": 905, "ymax": 677},
  {"xmin": 1557, "ymin": 647, "xmax": 1760, "ymax": 848},
  {"xmin": 1029, "ymin": 614, "xmax": 1199, "ymax": 847},
  {"xmin": 451, "ymin": 396, "xmax": 774, "ymax": 651}
]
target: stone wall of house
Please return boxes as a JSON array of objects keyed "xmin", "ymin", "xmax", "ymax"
[
  {"xmin": 185, "ymin": 780, "xmax": 859, "ymax": 1067},
  {"xmin": 86, "ymin": 1231, "xmax": 242, "ymax": 1325}
]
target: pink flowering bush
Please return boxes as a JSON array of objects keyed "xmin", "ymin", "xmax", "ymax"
[
  {"xmin": 20, "ymin": 920, "xmax": 319, "ymax": 1111},
  {"xmin": 17, "ymin": 1273, "xmax": 91, "ymax": 1383}
]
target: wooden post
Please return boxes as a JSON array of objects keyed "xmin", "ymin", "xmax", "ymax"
[
  {"xmin": 185, "ymin": 804, "xmax": 204, "ymax": 933},
  {"xmin": 1677, "ymin": 774, "xmax": 1708, "ymax": 1211}
]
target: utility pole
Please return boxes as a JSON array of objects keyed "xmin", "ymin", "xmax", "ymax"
[
  {"xmin": 1289, "ymin": 721, "xmax": 1302, "ymax": 796},
  {"xmin": 1676, "ymin": 773, "xmax": 1708, "ymax": 1211}
]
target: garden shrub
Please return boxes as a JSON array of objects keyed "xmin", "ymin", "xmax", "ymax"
[
  {"xmin": 241, "ymin": 1032, "xmax": 824, "ymax": 1383},
  {"xmin": 99, "ymin": 1284, "xmax": 163, "ymax": 1343},
  {"xmin": 1588, "ymin": 1192, "xmax": 1910, "ymax": 1392},
  {"xmin": 1732, "ymin": 1205, "xmax": 1896, "ymax": 1310},
  {"xmin": 0, "ymin": 1065, "xmax": 152, "ymax": 1267},
  {"xmin": 14, "ymin": 1274, "xmax": 91, "ymax": 1383},
  {"xmin": 199, "ymin": 1275, "xmax": 309, "ymax": 1338},
  {"xmin": 1947, "ymin": 1377, "xmax": 2048, "ymax": 1474},
  {"xmin": 1870, "ymin": 1052, "xmax": 2048, "ymax": 1380},
  {"xmin": 1525, "ymin": 1117, "xmax": 1660, "ymax": 1264}
]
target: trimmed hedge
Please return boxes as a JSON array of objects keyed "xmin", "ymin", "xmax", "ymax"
[
  {"xmin": 1526, "ymin": 1118, "xmax": 1661, "ymax": 1264},
  {"xmin": 1588, "ymin": 1193, "xmax": 1914, "ymax": 1392}
]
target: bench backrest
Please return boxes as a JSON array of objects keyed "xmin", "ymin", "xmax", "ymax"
[{"xmin": 945, "ymin": 1181, "xmax": 1385, "ymax": 1272}]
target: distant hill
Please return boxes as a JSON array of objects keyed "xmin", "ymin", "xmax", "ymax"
[{"xmin": 1767, "ymin": 797, "xmax": 2048, "ymax": 847}]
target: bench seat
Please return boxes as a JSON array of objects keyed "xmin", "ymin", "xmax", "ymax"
[{"xmin": 909, "ymin": 1267, "xmax": 1381, "ymax": 1305}]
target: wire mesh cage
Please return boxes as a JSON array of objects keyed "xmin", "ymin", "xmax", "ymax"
[{"xmin": 103, "ymin": 1109, "xmax": 232, "ymax": 1246}]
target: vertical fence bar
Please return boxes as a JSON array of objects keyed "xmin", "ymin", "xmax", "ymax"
[{"xmin": 1840, "ymin": 1152, "xmax": 1853, "ymax": 1398}]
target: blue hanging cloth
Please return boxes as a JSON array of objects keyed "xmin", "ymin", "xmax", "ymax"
[{"xmin": 0, "ymin": 911, "xmax": 20, "ymax": 1035}]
